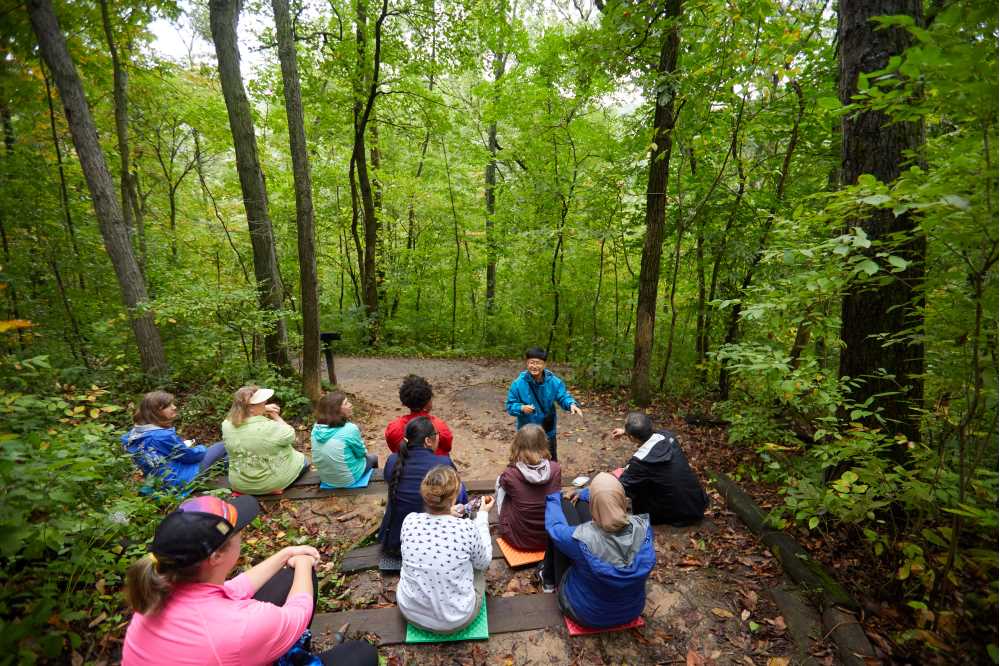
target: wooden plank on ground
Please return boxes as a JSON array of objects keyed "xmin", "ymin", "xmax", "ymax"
[
  {"xmin": 260, "ymin": 477, "xmax": 500, "ymax": 501},
  {"xmin": 340, "ymin": 538, "xmax": 504, "ymax": 574},
  {"xmin": 310, "ymin": 593, "xmax": 562, "ymax": 646}
]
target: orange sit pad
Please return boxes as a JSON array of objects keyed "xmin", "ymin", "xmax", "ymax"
[
  {"xmin": 564, "ymin": 616, "xmax": 644, "ymax": 636},
  {"xmin": 611, "ymin": 467, "xmax": 624, "ymax": 479},
  {"xmin": 495, "ymin": 537, "xmax": 545, "ymax": 567}
]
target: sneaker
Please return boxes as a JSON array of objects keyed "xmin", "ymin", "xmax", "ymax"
[{"xmin": 537, "ymin": 568, "xmax": 555, "ymax": 594}]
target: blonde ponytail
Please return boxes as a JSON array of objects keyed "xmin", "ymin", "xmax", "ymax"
[
  {"xmin": 124, "ymin": 554, "xmax": 200, "ymax": 616},
  {"xmin": 227, "ymin": 385, "xmax": 258, "ymax": 428},
  {"xmin": 420, "ymin": 465, "xmax": 460, "ymax": 514}
]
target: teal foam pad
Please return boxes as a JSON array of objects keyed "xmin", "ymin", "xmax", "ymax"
[
  {"xmin": 405, "ymin": 595, "xmax": 489, "ymax": 643},
  {"xmin": 320, "ymin": 467, "xmax": 374, "ymax": 490}
]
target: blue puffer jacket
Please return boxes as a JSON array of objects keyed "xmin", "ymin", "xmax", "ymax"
[
  {"xmin": 121, "ymin": 425, "xmax": 207, "ymax": 488},
  {"xmin": 505, "ymin": 369, "xmax": 577, "ymax": 438},
  {"xmin": 545, "ymin": 492, "xmax": 656, "ymax": 628},
  {"xmin": 377, "ymin": 446, "xmax": 467, "ymax": 555}
]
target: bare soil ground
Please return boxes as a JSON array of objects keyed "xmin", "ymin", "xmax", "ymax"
[{"xmin": 259, "ymin": 357, "xmax": 837, "ymax": 665}]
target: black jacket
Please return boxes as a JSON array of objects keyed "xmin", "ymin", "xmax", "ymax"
[{"xmin": 620, "ymin": 429, "xmax": 708, "ymax": 526}]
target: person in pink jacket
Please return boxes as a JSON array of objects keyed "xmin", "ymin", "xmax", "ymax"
[{"xmin": 121, "ymin": 495, "xmax": 377, "ymax": 666}]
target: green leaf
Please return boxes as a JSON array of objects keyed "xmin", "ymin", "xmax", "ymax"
[
  {"xmin": 887, "ymin": 255, "xmax": 908, "ymax": 270},
  {"xmin": 942, "ymin": 194, "xmax": 970, "ymax": 209},
  {"xmin": 808, "ymin": 516, "xmax": 819, "ymax": 530},
  {"xmin": 859, "ymin": 259, "xmax": 880, "ymax": 276},
  {"xmin": 860, "ymin": 194, "xmax": 891, "ymax": 206},
  {"xmin": 817, "ymin": 96, "xmax": 842, "ymax": 111}
]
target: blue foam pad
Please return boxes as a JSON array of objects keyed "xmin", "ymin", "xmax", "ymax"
[{"xmin": 320, "ymin": 467, "xmax": 374, "ymax": 490}]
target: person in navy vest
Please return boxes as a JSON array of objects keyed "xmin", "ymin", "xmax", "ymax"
[
  {"xmin": 505, "ymin": 347, "xmax": 582, "ymax": 462},
  {"xmin": 607, "ymin": 412, "xmax": 708, "ymax": 526}
]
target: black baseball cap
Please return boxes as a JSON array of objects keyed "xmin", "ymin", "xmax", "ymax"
[{"xmin": 150, "ymin": 495, "xmax": 259, "ymax": 570}]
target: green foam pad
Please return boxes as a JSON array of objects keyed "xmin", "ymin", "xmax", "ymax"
[{"xmin": 405, "ymin": 595, "xmax": 489, "ymax": 643}]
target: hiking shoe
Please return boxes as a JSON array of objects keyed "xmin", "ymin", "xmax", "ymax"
[{"xmin": 537, "ymin": 569, "xmax": 555, "ymax": 594}]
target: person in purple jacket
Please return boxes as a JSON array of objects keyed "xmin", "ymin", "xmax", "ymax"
[{"xmin": 121, "ymin": 391, "xmax": 227, "ymax": 489}]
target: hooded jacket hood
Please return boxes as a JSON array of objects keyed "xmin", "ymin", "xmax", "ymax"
[
  {"xmin": 515, "ymin": 459, "xmax": 552, "ymax": 484},
  {"xmin": 124, "ymin": 424, "xmax": 167, "ymax": 448},
  {"xmin": 311, "ymin": 423, "xmax": 346, "ymax": 445}
]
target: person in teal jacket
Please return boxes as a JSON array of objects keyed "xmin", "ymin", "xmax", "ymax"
[
  {"xmin": 311, "ymin": 391, "xmax": 378, "ymax": 487},
  {"xmin": 505, "ymin": 347, "xmax": 582, "ymax": 461}
]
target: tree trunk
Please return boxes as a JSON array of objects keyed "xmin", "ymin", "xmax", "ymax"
[
  {"xmin": 209, "ymin": 0, "xmax": 290, "ymax": 369},
  {"xmin": 719, "ymin": 82, "xmax": 804, "ymax": 399},
  {"xmin": 837, "ymin": 0, "xmax": 925, "ymax": 446},
  {"xmin": 28, "ymin": 0, "xmax": 168, "ymax": 377},
  {"xmin": 485, "ymin": 47, "xmax": 507, "ymax": 320},
  {"xmin": 630, "ymin": 0, "xmax": 683, "ymax": 406},
  {"xmin": 273, "ymin": 0, "xmax": 321, "ymax": 401},
  {"xmin": 98, "ymin": 0, "xmax": 141, "ymax": 260}
]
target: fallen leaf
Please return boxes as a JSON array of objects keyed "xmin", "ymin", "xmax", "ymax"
[
  {"xmin": 741, "ymin": 609, "xmax": 751, "ymax": 621},
  {"xmin": 686, "ymin": 648, "xmax": 705, "ymax": 666},
  {"xmin": 711, "ymin": 607, "xmax": 734, "ymax": 619},
  {"xmin": 88, "ymin": 611, "xmax": 108, "ymax": 628},
  {"xmin": 767, "ymin": 659, "xmax": 790, "ymax": 666}
]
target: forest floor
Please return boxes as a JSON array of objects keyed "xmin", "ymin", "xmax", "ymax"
[{"xmin": 252, "ymin": 357, "xmax": 840, "ymax": 665}]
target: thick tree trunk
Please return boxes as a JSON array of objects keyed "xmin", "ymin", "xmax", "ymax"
[
  {"xmin": 209, "ymin": 0, "xmax": 290, "ymax": 369},
  {"xmin": 272, "ymin": 0, "xmax": 321, "ymax": 401},
  {"xmin": 28, "ymin": 0, "xmax": 168, "ymax": 377},
  {"xmin": 630, "ymin": 0, "xmax": 683, "ymax": 406},
  {"xmin": 837, "ymin": 0, "xmax": 925, "ymax": 446}
]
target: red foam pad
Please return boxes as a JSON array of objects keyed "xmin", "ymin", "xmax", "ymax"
[
  {"xmin": 495, "ymin": 536, "xmax": 546, "ymax": 567},
  {"xmin": 564, "ymin": 615, "xmax": 645, "ymax": 636},
  {"xmin": 611, "ymin": 467, "xmax": 624, "ymax": 479}
]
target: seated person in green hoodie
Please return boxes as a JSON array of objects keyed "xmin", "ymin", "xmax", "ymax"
[
  {"xmin": 311, "ymin": 391, "xmax": 378, "ymax": 488},
  {"xmin": 221, "ymin": 386, "xmax": 307, "ymax": 495}
]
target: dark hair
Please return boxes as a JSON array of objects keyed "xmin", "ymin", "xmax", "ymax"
[
  {"xmin": 398, "ymin": 375, "xmax": 433, "ymax": 411},
  {"xmin": 315, "ymin": 391, "xmax": 349, "ymax": 427},
  {"xmin": 135, "ymin": 391, "xmax": 175, "ymax": 427},
  {"xmin": 624, "ymin": 412, "xmax": 654, "ymax": 442},
  {"xmin": 404, "ymin": 416, "xmax": 437, "ymax": 449},
  {"xmin": 525, "ymin": 347, "xmax": 547, "ymax": 361}
]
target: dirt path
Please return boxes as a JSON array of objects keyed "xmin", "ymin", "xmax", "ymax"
[{"xmin": 269, "ymin": 357, "xmax": 829, "ymax": 665}]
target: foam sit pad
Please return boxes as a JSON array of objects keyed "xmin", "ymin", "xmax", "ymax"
[
  {"xmin": 320, "ymin": 468, "xmax": 374, "ymax": 490},
  {"xmin": 564, "ymin": 615, "xmax": 645, "ymax": 636},
  {"xmin": 611, "ymin": 467, "xmax": 624, "ymax": 479},
  {"xmin": 378, "ymin": 554, "xmax": 402, "ymax": 571},
  {"xmin": 405, "ymin": 596, "xmax": 488, "ymax": 643},
  {"xmin": 495, "ymin": 537, "xmax": 545, "ymax": 567}
]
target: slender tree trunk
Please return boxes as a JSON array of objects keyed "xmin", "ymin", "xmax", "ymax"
[
  {"xmin": 719, "ymin": 82, "xmax": 804, "ymax": 398},
  {"xmin": 658, "ymin": 149, "xmax": 686, "ymax": 390},
  {"xmin": 485, "ymin": 44, "xmax": 507, "ymax": 320},
  {"xmin": 209, "ymin": 0, "xmax": 290, "ymax": 369},
  {"xmin": 98, "ymin": 0, "xmax": 141, "ymax": 257},
  {"xmin": 0, "ymin": 93, "xmax": 23, "ymax": 350},
  {"xmin": 42, "ymin": 64, "xmax": 84, "ymax": 289},
  {"xmin": 29, "ymin": 0, "xmax": 168, "ymax": 377},
  {"xmin": 837, "ymin": 0, "xmax": 925, "ymax": 446},
  {"xmin": 441, "ymin": 138, "xmax": 461, "ymax": 348},
  {"xmin": 630, "ymin": 0, "xmax": 683, "ymax": 406},
  {"xmin": 273, "ymin": 0, "xmax": 321, "ymax": 401}
]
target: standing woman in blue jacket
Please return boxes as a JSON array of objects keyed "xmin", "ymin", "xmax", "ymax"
[
  {"xmin": 545, "ymin": 472, "xmax": 655, "ymax": 629},
  {"xmin": 505, "ymin": 347, "xmax": 583, "ymax": 461},
  {"xmin": 121, "ymin": 391, "xmax": 228, "ymax": 489}
]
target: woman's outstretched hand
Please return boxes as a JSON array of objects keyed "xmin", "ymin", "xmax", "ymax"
[{"xmin": 479, "ymin": 495, "xmax": 495, "ymax": 513}]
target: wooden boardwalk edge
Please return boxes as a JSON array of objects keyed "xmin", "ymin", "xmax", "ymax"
[{"xmin": 310, "ymin": 593, "xmax": 563, "ymax": 647}]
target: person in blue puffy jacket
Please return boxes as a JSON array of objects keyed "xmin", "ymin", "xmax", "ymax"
[
  {"xmin": 544, "ymin": 472, "xmax": 655, "ymax": 628},
  {"xmin": 505, "ymin": 347, "xmax": 582, "ymax": 461},
  {"xmin": 121, "ymin": 391, "xmax": 228, "ymax": 489}
]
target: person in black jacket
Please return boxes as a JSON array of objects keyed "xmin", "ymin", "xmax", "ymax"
[{"xmin": 607, "ymin": 412, "xmax": 708, "ymax": 526}]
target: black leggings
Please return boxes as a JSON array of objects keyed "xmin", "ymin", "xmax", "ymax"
[
  {"xmin": 541, "ymin": 498, "xmax": 591, "ymax": 588},
  {"xmin": 253, "ymin": 568, "xmax": 378, "ymax": 666}
]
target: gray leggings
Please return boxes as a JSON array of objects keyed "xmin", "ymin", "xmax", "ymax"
[{"xmin": 197, "ymin": 442, "xmax": 228, "ymax": 473}]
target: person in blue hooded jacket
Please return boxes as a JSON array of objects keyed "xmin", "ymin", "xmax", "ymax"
[
  {"xmin": 121, "ymin": 391, "xmax": 228, "ymax": 489},
  {"xmin": 544, "ymin": 472, "xmax": 655, "ymax": 628},
  {"xmin": 505, "ymin": 347, "xmax": 582, "ymax": 461}
]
